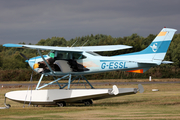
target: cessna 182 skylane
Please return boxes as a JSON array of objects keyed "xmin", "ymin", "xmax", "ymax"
[{"xmin": 2, "ymin": 28, "xmax": 177, "ymax": 107}]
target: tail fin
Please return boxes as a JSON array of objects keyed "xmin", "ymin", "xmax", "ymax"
[
  {"xmin": 118, "ymin": 28, "xmax": 177, "ymax": 62},
  {"xmin": 140, "ymin": 28, "xmax": 177, "ymax": 61},
  {"xmin": 117, "ymin": 28, "xmax": 177, "ymax": 74}
]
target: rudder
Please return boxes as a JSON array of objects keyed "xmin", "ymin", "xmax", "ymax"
[
  {"xmin": 152, "ymin": 28, "xmax": 177, "ymax": 60},
  {"xmin": 137, "ymin": 28, "xmax": 177, "ymax": 61}
]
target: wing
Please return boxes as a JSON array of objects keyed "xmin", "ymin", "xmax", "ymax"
[
  {"xmin": 74, "ymin": 45, "xmax": 132, "ymax": 52},
  {"xmin": 3, "ymin": 43, "xmax": 132, "ymax": 52}
]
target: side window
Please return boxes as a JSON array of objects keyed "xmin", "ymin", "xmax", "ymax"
[
  {"xmin": 73, "ymin": 53, "xmax": 86, "ymax": 59},
  {"xmin": 56, "ymin": 52, "xmax": 67, "ymax": 59},
  {"xmin": 52, "ymin": 51, "xmax": 86, "ymax": 60}
]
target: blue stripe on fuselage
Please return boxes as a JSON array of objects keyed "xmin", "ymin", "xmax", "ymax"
[{"xmin": 100, "ymin": 60, "xmax": 126, "ymax": 62}]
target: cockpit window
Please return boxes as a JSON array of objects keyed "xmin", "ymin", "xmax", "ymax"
[
  {"xmin": 48, "ymin": 51, "xmax": 86, "ymax": 60},
  {"xmin": 73, "ymin": 52, "xmax": 86, "ymax": 59}
]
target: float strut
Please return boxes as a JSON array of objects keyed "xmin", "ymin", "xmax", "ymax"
[
  {"xmin": 67, "ymin": 74, "xmax": 71, "ymax": 89},
  {"xmin": 81, "ymin": 75, "xmax": 94, "ymax": 89},
  {"xmin": 61, "ymin": 75, "xmax": 79, "ymax": 89},
  {"xmin": 35, "ymin": 74, "xmax": 44, "ymax": 90},
  {"xmin": 53, "ymin": 76, "xmax": 62, "ymax": 89}
]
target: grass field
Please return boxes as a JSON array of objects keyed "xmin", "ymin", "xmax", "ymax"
[{"xmin": 0, "ymin": 80, "xmax": 180, "ymax": 119}]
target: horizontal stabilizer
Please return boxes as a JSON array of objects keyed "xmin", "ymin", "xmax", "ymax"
[
  {"xmin": 161, "ymin": 61, "xmax": 174, "ymax": 64},
  {"xmin": 128, "ymin": 60, "xmax": 162, "ymax": 65}
]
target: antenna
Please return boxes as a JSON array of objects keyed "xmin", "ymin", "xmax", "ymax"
[
  {"xmin": 81, "ymin": 39, "xmax": 89, "ymax": 47},
  {"xmin": 71, "ymin": 39, "xmax": 78, "ymax": 47}
]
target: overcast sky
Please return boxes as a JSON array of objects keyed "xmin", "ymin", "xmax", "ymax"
[{"xmin": 0, "ymin": 0, "xmax": 180, "ymax": 45}]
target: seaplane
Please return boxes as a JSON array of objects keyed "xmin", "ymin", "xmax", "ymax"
[{"xmin": 2, "ymin": 28, "xmax": 177, "ymax": 108}]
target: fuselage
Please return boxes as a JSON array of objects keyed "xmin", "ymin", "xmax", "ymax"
[{"xmin": 28, "ymin": 51, "xmax": 155, "ymax": 76}]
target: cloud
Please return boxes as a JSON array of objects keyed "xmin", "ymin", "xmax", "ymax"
[{"xmin": 0, "ymin": 0, "xmax": 180, "ymax": 44}]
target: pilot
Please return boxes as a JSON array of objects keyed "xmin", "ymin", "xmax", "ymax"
[{"xmin": 33, "ymin": 52, "xmax": 56, "ymax": 72}]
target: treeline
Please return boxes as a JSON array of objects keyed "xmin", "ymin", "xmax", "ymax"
[{"xmin": 0, "ymin": 33, "xmax": 180, "ymax": 81}]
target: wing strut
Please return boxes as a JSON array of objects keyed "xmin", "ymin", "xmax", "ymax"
[{"xmin": 37, "ymin": 49, "xmax": 55, "ymax": 75}]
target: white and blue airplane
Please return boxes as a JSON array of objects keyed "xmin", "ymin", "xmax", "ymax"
[{"xmin": 2, "ymin": 28, "xmax": 177, "ymax": 107}]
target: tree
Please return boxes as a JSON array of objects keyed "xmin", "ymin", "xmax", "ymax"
[
  {"xmin": 0, "ymin": 53, "xmax": 2, "ymax": 68},
  {"xmin": 37, "ymin": 39, "xmax": 46, "ymax": 45},
  {"xmin": 0, "ymin": 45, "xmax": 3, "ymax": 52}
]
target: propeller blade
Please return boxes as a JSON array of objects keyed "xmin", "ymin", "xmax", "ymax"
[{"xmin": 20, "ymin": 53, "xmax": 29, "ymax": 60}]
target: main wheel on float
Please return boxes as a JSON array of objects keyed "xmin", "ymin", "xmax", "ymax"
[
  {"xmin": 57, "ymin": 101, "xmax": 66, "ymax": 107},
  {"xmin": 83, "ymin": 99, "xmax": 93, "ymax": 106}
]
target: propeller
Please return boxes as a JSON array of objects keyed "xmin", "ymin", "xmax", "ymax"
[{"xmin": 20, "ymin": 53, "xmax": 29, "ymax": 60}]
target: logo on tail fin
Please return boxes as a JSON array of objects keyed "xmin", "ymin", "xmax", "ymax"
[{"xmin": 150, "ymin": 43, "xmax": 158, "ymax": 52}]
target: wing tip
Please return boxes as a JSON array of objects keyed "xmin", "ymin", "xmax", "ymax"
[{"xmin": 3, "ymin": 43, "xmax": 23, "ymax": 47}]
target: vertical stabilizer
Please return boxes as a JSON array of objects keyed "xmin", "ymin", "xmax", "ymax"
[
  {"xmin": 151, "ymin": 28, "xmax": 177, "ymax": 60},
  {"xmin": 139, "ymin": 28, "xmax": 177, "ymax": 61},
  {"xmin": 117, "ymin": 28, "xmax": 177, "ymax": 62}
]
